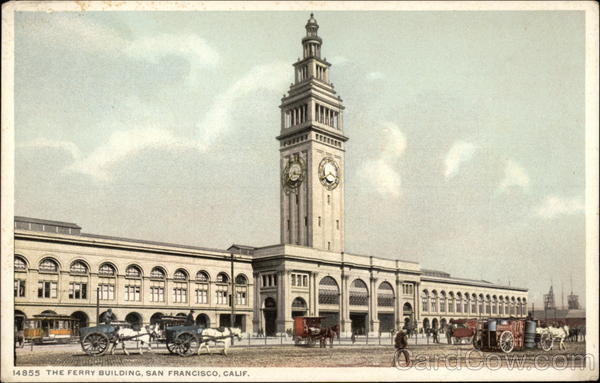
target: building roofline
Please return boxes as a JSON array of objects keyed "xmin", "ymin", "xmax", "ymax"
[{"xmin": 15, "ymin": 216, "xmax": 81, "ymax": 229}]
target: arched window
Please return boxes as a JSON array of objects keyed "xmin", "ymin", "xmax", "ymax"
[
  {"xmin": 173, "ymin": 269, "xmax": 188, "ymax": 281},
  {"xmin": 431, "ymin": 290, "xmax": 438, "ymax": 313},
  {"xmin": 150, "ymin": 267, "xmax": 166, "ymax": 279},
  {"xmin": 448, "ymin": 292, "xmax": 455, "ymax": 313},
  {"xmin": 235, "ymin": 274, "xmax": 248, "ymax": 285},
  {"xmin": 196, "ymin": 271, "xmax": 210, "ymax": 282},
  {"xmin": 377, "ymin": 282, "xmax": 394, "ymax": 307},
  {"xmin": 70, "ymin": 261, "xmax": 88, "ymax": 274},
  {"xmin": 421, "ymin": 290, "xmax": 429, "ymax": 312},
  {"xmin": 471, "ymin": 294, "xmax": 477, "ymax": 314},
  {"xmin": 99, "ymin": 263, "xmax": 116, "ymax": 276},
  {"xmin": 440, "ymin": 291, "xmax": 447, "ymax": 313},
  {"xmin": 478, "ymin": 294, "xmax": 484, "ymax": 314},
  {"xmin": 195, "ymin": 271, "xmax": 210, "ymax": 304},
  {"xmin": 126, "ymin": 265, "xmax": 142, "ymax": 278},
  {"xmin": 485, "ymin": 294, "xmax": 491, "ymax": 315},
  {"xmin": 39, "ymin": 258, "xmax": 58, "ymax": 273},
  {"xmin": 318, "ymin": 276, "xmax": 339, "ymax": 305},
  {"xmin": 349, "ymin": 279, "xmax": 368, "ymax": 306},
  {"xmin": 492, "ymin": 295, "xmax": 498, "ymax": 314},
  {"xmin": 14, "ymin": 256, "xmax": 27, "ymax": 271},
  {"xmin": 216, "ymin": 272, "xmax": 229, "ymax": 283},
  {"xmin": 456, "ymin": 292, "xmax": 462, "ymax": 313},
  {"xmin": 499, "ymin": 296, "xmax": 504, "ymax": 315},
  {"xmin": 149, "ymin": 267, "xmax": 165, "ymax": 303}
]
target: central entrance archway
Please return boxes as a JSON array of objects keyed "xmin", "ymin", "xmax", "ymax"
[{"xmin": 263, "ymin": 297, "xmax": 277, "ymax": 336}]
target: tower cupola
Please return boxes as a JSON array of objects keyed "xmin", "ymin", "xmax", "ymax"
[{"xmin": 302, "ymin": 13, "xmax": 322, "ymax": 59}]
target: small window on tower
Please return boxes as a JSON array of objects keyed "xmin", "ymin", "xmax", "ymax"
[
  {"xmin": 287, "ymin": 219, "xmax": 290, "ymax": 231},
  {"xmin": 318, "ymin": 216, "xmax": 321, "ymax": 227},
  {"xmin": 304, "ymin": 216, "xmax": 308, "ymax": 226},
  {"xmin": 328, "ymin": 242, "xmax": 331, "ymax": 251},
  {"xmin": 296, "ymin": 194, "xmax": 299, "ymax": 204},
  {"xmin": 327, "ymin": 195, "xmax": 330, "ymax": 205},
  {"xmin": 336, "ymin": 220, "xmax": 339, "ymax": 230}
]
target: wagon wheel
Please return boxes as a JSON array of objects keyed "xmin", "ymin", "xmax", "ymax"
[
  {"xmin": 81, "ymin": 332, "xmax": 110, "ymax": 356},
  {"xmin": 498, "ymin": 331, "xmax": 514, "ymax": 353},
  {"xmin": 173, "ymin": 332, "xmax": 199, "ymax": 357},
  {"xmin": 166, "ymin": 340, "xmax": 177, "ymax": 354},
  {"xmin": 540, "ymin": 333, "xmax": 553, "ymax": 351}
]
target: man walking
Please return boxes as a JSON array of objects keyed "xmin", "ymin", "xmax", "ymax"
[{"xmin": 393, "ymin": 329, "xmax": 410, "ymax": 367}]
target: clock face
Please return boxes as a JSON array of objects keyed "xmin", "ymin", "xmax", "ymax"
[
  {"xmin": 319, "ymin": 157, "xmax": 340, "ymax": 190},
  {"xmin": 282, "ymin": 157, "xmax": 305, "ymax": 192}
]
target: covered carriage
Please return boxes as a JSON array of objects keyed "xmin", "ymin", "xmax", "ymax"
[{"xmin": 293, "ymin": 316, "xmax": 324, "ymax": 346}]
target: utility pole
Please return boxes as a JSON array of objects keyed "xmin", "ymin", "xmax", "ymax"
[
  {"xmin": 230, "ymin": 253, "xmax": 235, "ymax": 327},
  {"xmin": 96, "ymin": 287, "xmax": 100, "ymax": 325}
]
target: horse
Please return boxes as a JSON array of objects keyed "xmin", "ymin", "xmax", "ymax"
[
  {"xmin": 536, "ymin": 324, "xmax": 569, "ymax": 350},
  {"xmin": 110, "ymin": 323, "xmax": 160, "ymax": 355},
  {"xmin": 318, "ymin": 324, "xmax": 339, "ymax": 348},
  {"xmin": 198, "ymin": 327, "xmax": 242, "ymax": 355}
]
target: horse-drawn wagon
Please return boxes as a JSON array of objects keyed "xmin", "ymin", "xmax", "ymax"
[
  {"xmin": 472, "ymin": 318, "xmax": 561, "ymax": 353},
  {"xmin": 448, "ymin": 318, "xmax": 479, "ymax": 345},
  {"xmin": 293, "ymin": 316, "xmax": 339, "ymax": 347},
  {"xmin": 164, "ymin": 324, "xmax": 204, "ymax": 356},
  {"xmin": 79, "ymin": 321, "xmax": 133, "ymax": 356}
]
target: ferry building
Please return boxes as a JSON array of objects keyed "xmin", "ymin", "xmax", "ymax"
[{"xmin": 13, "ymin": 15, "xmax": 528, "ymax": 336}]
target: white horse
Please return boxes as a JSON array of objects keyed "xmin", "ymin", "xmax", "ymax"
[
  {"xmin": 198, "ymin": 327, "xmax": 243, "ymax": 356},
  {"xmin": 110, "ymin": 323, "xmax": 160, "ymax": 355},
  {"xmin": 536, "ymin": 325, "xmax": 569, "ymax": 350}
]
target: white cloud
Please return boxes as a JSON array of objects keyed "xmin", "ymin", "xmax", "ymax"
[
  {"xmin": 123, "ymin": 34, "xmax": 219, "ymax": 85},
  {"xmin": 498, "ymin": 159, "xmax": 530, "ymax": 192},
  {"xmin": 17, "ymin": 138, "xmax": 82, "ymax": 160},
  {"xmin": 19, "ymin": 62, "xmax": 291, "ymax": 182},
  {"xmin": 28, "ymin": 16, "xmax": 219, "ymax": 85},
  {"xmin": 536, "ymin": 195, "xmax": 585, "ymax": 218},
  {"xmin": 67, "ymin": 127, "xmax": 202, "ymax": 182},
  {"xmin": 195, "ymin": 61, "xmax": 290, "ymax": 149},
  {"xmin": 444, "ymin": 141, "xmax": 477, "ymax": 179},
  {"xmin": 366, "ymin": 71, "xmax": 385, "ymax": 81},
  {"xmin": 359, "ymin": 122, "xmax": 407, "ymax": 198}
]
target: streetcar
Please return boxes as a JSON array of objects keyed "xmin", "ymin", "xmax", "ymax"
[{"xmin": 22, "ymin": 314, "xmax": 80, "ymax": 344}]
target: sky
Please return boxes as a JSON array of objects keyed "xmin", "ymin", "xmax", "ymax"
[{"xmin": 14, "ymin": 10, "xmax": 586, "ymax": 308}]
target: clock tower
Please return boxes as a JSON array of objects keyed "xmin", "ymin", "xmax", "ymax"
[{"xmin": 278, "ymin": 14, "xmax": 347, "ymax": 252}]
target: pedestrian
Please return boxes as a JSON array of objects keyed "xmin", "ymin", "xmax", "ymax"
[
  {"xmin": 351, "ymin": 331, "xmax": 356, "ymax": 344},
  {"xmin": 432, "ymin": 327, "xmax": 439, "ymax": 343},
  {"xmin": 99, "ymin": 308, "xmax": 116, "ymax": 325},
  {"xmin": 446, "ymin": 324, "xmax": 453, "ymax": 344},
  {"xmin": 393, "ymin": 329, "xmax": 410, "ymax": 367},
  {"xmin": 185, "ymin": 309, "xmax": 195, "ymax": 326}
]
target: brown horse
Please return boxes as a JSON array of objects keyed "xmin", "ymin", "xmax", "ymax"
[{"xmin": 319, "ymin": 324, "xmax": 340, "ymax": 348}]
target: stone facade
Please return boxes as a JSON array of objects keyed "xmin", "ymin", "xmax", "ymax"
[
  {"xmin": 12, "ymin": 15, "xmax": 528, "ymax": 337},
  {"xmin": 14, "ymin": 220, "xmax": 254, "ymax": 333}
]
